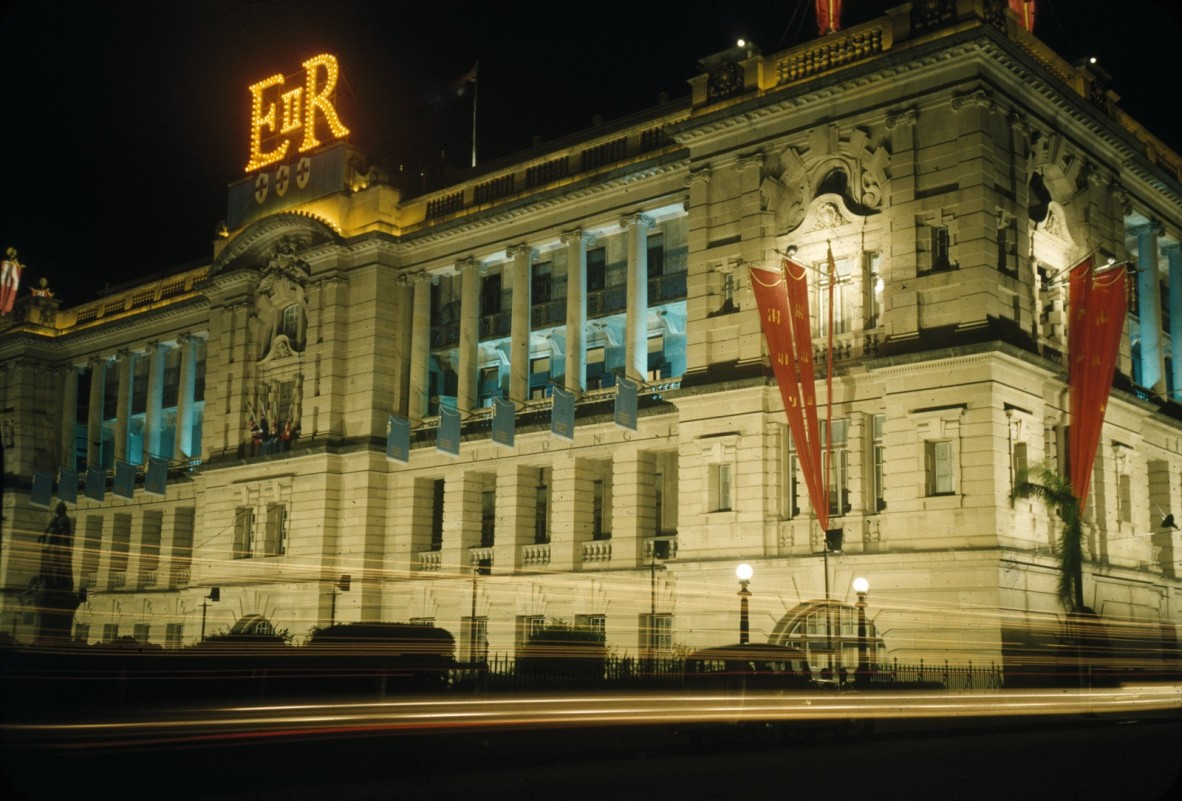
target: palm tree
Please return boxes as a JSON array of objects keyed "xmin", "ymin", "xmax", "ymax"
[{"xmin": 1012, "ymin": 464, "xmax": 1085, "ymax": 612}]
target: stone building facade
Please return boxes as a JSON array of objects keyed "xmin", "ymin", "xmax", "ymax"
[{"xmin": 2, "ymin": 2, "xmax": 1180, "ymax": 674}]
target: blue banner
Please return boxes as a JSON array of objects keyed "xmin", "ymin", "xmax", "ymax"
[
  {"xmin": 492, "ymin": 397, "xmax": 515, "ymax": 448},
  {"xmin": 614, "ymin": 375, "xmax": 638, "ymax": 431},
  {"xmin": 113, "ymin": 461, "xmax": 136, "ymax": 499},
  {"xmin": 30, "ymin": 471, "xmax": 53, "ymax": 507},
  {"xmin": 85, "ymin": 466, "xmax": 106, "ymax": 502},
  {"xmin": 145, "ymin": 456, "xmax": 168, "ymax": 496},
  {"xmin": 387, "ymin": 415, "xmax": 410, "ymax": 463},
  {"xmin": 437, "ymin": 406, "xmax": 461, "ymax": 456},
  {"xmin": 551, "ymin": 386, "xmax": 576, "ymax": 441},
  {"xmin": 58, "ymin": 469, "xmax": 78, "ymax": 504}
]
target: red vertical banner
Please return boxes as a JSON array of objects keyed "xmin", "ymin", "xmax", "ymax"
[
  {"xmin": 1008, "ymin": 0, "xmax": 1036, "ymax": 32},
  {"xmin": 1068, "ymin": 257, "xmax": 1129, "ymax": 505},
  {"xmin": 750, "ymin": 261, "xmax": 830, "ymax": 531},
  {"xmin": 816, "ymin": 0, "xmax": 843, "ymax": 35}
]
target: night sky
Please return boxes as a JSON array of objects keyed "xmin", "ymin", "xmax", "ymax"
[{"xmin": 2, "ymin": 0, "xmax": 1180, "ymax": 305}]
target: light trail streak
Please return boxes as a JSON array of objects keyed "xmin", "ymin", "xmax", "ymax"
[{"xmin": 4, "ymin": 684, "xmax": 1179, "ymax": 751}]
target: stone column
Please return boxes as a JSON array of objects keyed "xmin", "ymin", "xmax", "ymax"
[
  {"xmin": 506, "ymin": 244, "xmax": 535, "ymax": 402},
  {"xmin": 1133, "ymin": 222, "xmax": 1165, "ymax": 394},
  {"xmin": 456, "ymin": 257, "xmax": 482, "ymax": 413},
  {"xmin": 59, "ymin": 365, "xmax": 79, "ymax": 471},
  {"xmin": 394, "ymin": 279, "xmax": 414, "ymax": 418},
  {"xmin": 405, "ymin": 272, "xmax": 434, "ymax": 423},
  {"xmin": 142, "ymin": 342, "xmax": 166, "ymax": 462},
  {"xmin": 561, "ymin": 229, "xmax": 593, "ymax": 393},
  {"xmin": 86, "ymin": 356, "xmax": 107, "ymax": 468},
  {"xmin": 621, "ymin": 214, "xmax": 654, "ymax": 381},
  {"xmin": 114, "ymin": 350, "xmax": 133, "ymax": 464},
  {"xmin": 1166, "ymin": 243, "xmax": 1182, "ymax": 401},
  {"xmin": 174, "ymin": 334, "xmax": 196, "ymax": 461},
  {"xmin": 547, "ymin": 451, "xmax": 583, "ymax": 571}
]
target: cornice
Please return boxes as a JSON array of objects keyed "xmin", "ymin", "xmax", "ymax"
[{"xmin": 399, "ymin": 159, "xmax": 688, "ymax": 250}]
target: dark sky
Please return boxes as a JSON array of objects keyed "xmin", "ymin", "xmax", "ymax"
[{"xmin": 2, "ymin": 0, "xmax": 1180, "ymax": 305}]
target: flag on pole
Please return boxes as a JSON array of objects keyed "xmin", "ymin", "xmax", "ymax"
[
  {"xmin": 387, "ymin": 414, "xmax": 410, "ymax": 463},
  {"xmin": 750, "ymin": 260, "xmax": 831, "ymax": 531},
  {"xmin": 0, "ymin": 248, "xmax": 23, "ymax": 316},
  {"xmin": 1067, "ymin": 256, "xmax": 1129, "ymax": 505},
  {"xmin": 1009, "ymin": 0, "xmax": 1036, "ymax": 32},
  {"xmin": 450, "ymin": 63, "xmax": 478, "ymax": 97}
]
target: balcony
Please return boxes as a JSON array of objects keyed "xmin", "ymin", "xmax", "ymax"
[
  {"xmin": 521, "ymin": 544, "xmax": 550, "ymax": 567},
  {"xmin": 108, "ymin": 572, "xmax": 126, "ymax": 590},
  {"xmin": 582, "ymin": 540, "xmax": 612, "ymax": 563},
  {"xmin": 169, "ymin": 566, "xmax": 191, "ymax": 588},
  {"xmin": 418, "ymin": 550, "xmax": 442, "ymax": 572}
]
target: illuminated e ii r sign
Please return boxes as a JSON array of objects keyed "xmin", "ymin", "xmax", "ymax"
[{"xmin": 246, "ymin": 54, "xmax": 350, "ymax": 173}]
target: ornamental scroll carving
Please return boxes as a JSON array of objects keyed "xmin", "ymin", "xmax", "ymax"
[{"xmin": 761, "ymin": 123, "xmax": 889, "ymax": 236}]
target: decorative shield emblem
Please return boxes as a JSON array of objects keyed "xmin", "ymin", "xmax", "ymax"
[
  {"xmin": 254, "ymin": 172, "xmax": 270, "ymax": 204},
  {"xmin": 275, "ymin": 164, "xmax": 290, "ymax": 197},
  {"xmin": 295, "ymin": 156, "xmax": 312, "ymax": 189}
]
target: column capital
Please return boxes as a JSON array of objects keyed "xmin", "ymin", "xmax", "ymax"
[
  {"xmin": 506, "ymin": 243, "xmax": 538, "ymax": 262},
  {"xmin": 951, "ymin": 88, "xmax": 994, "ymax": 112},
  {"xmin": 619, "ymin": 212, "xmax": 655, "ymax": 231},
  {"xmin": 177, "ymin": 332, "xmax": 195, "ymax": 346},
  {"xmin": 685, "ymin": 166, "xmax": 712, "ymax": 186},
  {"xmin": 885, "ymin": 107, "xmax": 918, "ymax": 129},
  {"xmin": 456, "ymin": 256, "xmax": 486, "ymax": 275},
  {"xmin": 87, "ymin": 355, "xmax": 109, "ymax": 369},
  {"xmin": 1130, "ymin": 220, "xmax": 1165, "ymax": 238},
  {"xmin": 400, "ymin": 271, "xmax": 438, "ymax": 287},
  {"xmin": 735, "ymin": 151, "xmax": 764, "ymax": 172},
  {"xmin": 1161, "ymin": 242, "xmax": 1182, "ymax": 258},
  {"xmin": 560, "ymin": 228, "xmax": 595, "ymax": 246}
]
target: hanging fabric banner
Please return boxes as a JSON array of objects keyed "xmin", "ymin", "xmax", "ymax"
[
  {"xmin": 113, "ymin": 462, "xmax": 136, "ymax": 499},
  {"xmin": 437, "ymin": 405, "xmax": 461, "ymax": 456},
  {"xmin": 815, "ymin": 0, "xmax": 842, "ymax": 34},
  {"xmin": 614, "ymin": 375, "xmax": 638, "ymax": 431},
  {"xmin": 58, "ymin": 469, "xmax": 78, "ymax": 504},
  {"xmin": 551, "ymin": 386, "xmax": 576, "ymax": 441},
  {"xmin": 30, "ymin": 471, "xmax": 53, "ymax": 507},
  {"xmin": 387, "ymin": 415, "xmax": 410, "ymax": 463},
  {"xmin": 492, "ymin": 396, "xmax": 516, "ymax": 448},
  {"xmin": 1068, "ymin": 257, "xmax": 1129, "ymax": 505},
  {"xmin": 85, "ymin": 466, "xmax": 106, "ymax": 502},
  {"xmin": 144, "ymin": 456, "xmax": 169, "ymax": 496},
  {"xmin": 750, "ymin": 261, "xmax": 830, "ymax": 531},
  {"xmin": 1009, "ymin": 0, "xmax": 1036, "ymax": 32}
]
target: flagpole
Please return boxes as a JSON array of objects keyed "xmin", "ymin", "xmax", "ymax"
[{"xmin": 471, "ymin": 60, "xmax": 479, "ymax": 168}]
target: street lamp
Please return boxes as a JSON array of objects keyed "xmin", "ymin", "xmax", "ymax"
[
  {"xmin": 200, "ymin": 587, "xmax": 219, "ymax": 642},
  {"xmin": 736, "ymin": 563, "xmax": 753, "ymax": 645},
  {"xmin": 853, "ymin": 576, "xmax": 869, "ymax": 687}
]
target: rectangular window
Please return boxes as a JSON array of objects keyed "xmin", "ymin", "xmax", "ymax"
[
  {"xmin": 532, "ymin": 261, "xmax": 552, "ymax": 304},
  {"xmin": 783, "ymin": 428, "xmax": 800, "ymax": 518},
  {"xmin": 587, "ymin": 247, "xmax": 607, "ymax": 292},
  {"xmin": 709, "ymin": 463, "xmax": 732, "ymax": 512},
  {"xmin": 576, "ymin": 614, "xmax": 607, "ymax": 641},
  {"xmin": 263, "ymin": 503, "xmax": 286, "ymax": 556},
  {"xmin": 481, "ymin": 273, "xmax": 502, "ymax": 316},
  {"xmin": 933, "ymin": 226, "xmax": 950, "ymax": 271},
  {"xmin": 647, "ymin": 234, "xmax": 665, "ymax": 279},
  {"xmin": 821, "ymin": 419, "xmax": 850, "ymax": 515},
  {"xmin": 133, "ymin": 623, "xmax": 151, "ymax": 644},
  {"xmin": 641, "ymin": 613, "xmax": 672, "ymax": 655},
  {"xmin": 924, "ymin": 440, "xmax": 955, "ymax": 496},
  {"xmin": 430, "ymin": 479, "xmax": 445, "ymax": 550},
  {"xmin": 817, "ymin": 259, "xmax": 853, "ymax": 336},
  {"xmin": 865, "ymin": 252, "xmax": 883, "ymax": 328},
  {"xmin": 592, "ymin": 479, "xmax": 609, "ymax": 540},
  {"xmin": 102, "ymin": 624, "xmax": 119, "ymax": 643},
  {"xmin": 165, "ymin": 623, "xmax": 183, "ymax": 648},
  {"xmin": 461, "ymin": 617, "xmax": 488, "ymax": 663},
  {"xmin": 233, "ymin": 506, "xmax": 254, "ymax": 559},
  {"xmin": 517, "ymin": 615, "xmax": 545, "ymax": 646},
  {"xmin": 1119, "ymin": 473, "xmax": 1132, "ymax": 524},
  {"xmin": 534, "ymin": 477, "xmax": 550, "ymax": 545},
  {"xmin": 480, "ymin": 489, "xmax": 496, "ymax": 548},
  {"xmin": 872, "ymin": 414, "xmax": 886, "ymax": 512},
  {"xmin": 1012, "ymin": 441, "xmax": 1028, "ymax": 492},
  {"xmin": 74, "ymin": 622, "xmax": 90, "ymax": 644}
]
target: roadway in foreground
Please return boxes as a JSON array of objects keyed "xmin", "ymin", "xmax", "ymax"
[{"xmin": 3, "ymin": 687, "xmax": 1181, "ymax": 800}]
